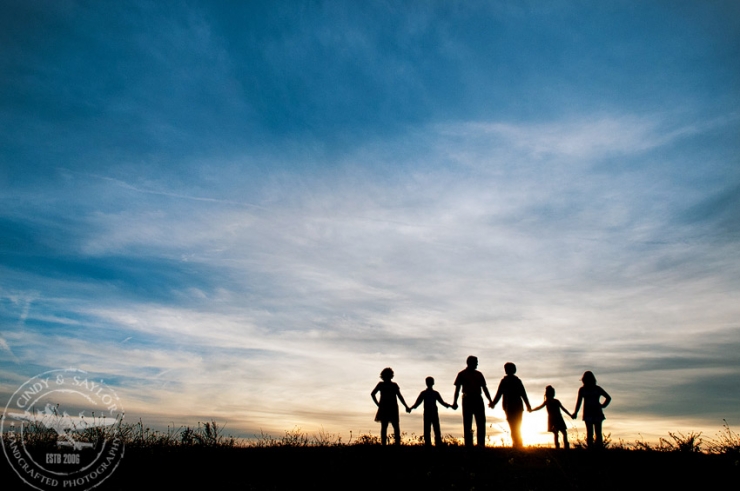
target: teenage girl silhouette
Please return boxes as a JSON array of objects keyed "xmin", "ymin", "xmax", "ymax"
[
  {"xmin": 371, "ymin": 367, "xmax": 409, "ymax": 445},
  {"xmin": 572, "ymin": 371, "xmax": 611, "ymax": 448}
]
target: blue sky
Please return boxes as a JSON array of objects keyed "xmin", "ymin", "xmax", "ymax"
[{"xmin": 1, "ymin": 1, "xmax": 739, "ymax": 444}]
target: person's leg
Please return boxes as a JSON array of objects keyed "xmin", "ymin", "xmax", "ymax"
[
  {"xmin": 423, "ymin": 413, "xmax": 432, "ymax": 446},
  {"xmin": 553, "ymin": 431, "xmax": 560, "ymax": 449},
  {"xmin": 585, "ymin": 422, "xmax": 594, "ymax": 448},
  {"xmin": 562, "ymin": 430, "xmax": 570, "ymax": 449},
  {"xmin": 432, "ymin": 414, "xmax": 442, "ymax": 446},
  {"xmin": 508, "ymin": 411, "xmax": 523, "ymax": 448},
  {"xmin": 594, "ymin": 421, "xmax": 603, "ymax": 448},
  {"xmin": 381, "ymin": 421, "xmax": 388, "ymax": 446},
  {"xmin": 392, "ymin": 420, "xmax": 401, "ymax": 445},
  {"xmin": 462, "ymin": 399, "xmax": 473, "ymax": 447},
  {"xmin": 474, "ymin": 399, "xmax": 486, "ymax": 446}
]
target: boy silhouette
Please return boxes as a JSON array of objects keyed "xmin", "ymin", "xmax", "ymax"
[
  {"xmin": 452, "ymin": 356, "xmax": 493, "ymax": 447},
  {"xmin": 408, "ymin": 377, "xmax": 452, "ymax": 446},
  {"xmin": 491, "ymin": 362, "xmax": 531, "ymax": 448}
]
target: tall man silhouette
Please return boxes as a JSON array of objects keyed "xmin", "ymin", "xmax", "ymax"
[{"xmin": 452, "ymin": 356, "xmax": 493, "ymax": 447}]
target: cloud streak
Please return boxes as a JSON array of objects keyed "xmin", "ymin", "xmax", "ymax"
[{"xmin": 1, "ymin": 1, "xmax": 739, "ymax": 443}]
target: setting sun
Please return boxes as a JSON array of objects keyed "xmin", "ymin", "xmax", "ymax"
[{"xmin": 484, "ymin": 411, "xmax": 554, "ymax": 448}]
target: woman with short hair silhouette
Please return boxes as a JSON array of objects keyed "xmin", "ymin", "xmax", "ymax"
[
  {"xmin": 371, "ymin": 367, "xmax": 409, "ymax": 445},
  {"xmin": 572, "ymin": 371, "xmax": 611, "ymax": 449},
  {"xmin": 491, "ymin": 362, "xmax": 531, "ymax": 448}
]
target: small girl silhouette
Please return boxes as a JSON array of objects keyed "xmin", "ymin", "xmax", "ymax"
[
  {"xmin": 530, "ymin": 385, "xmax": 573, "ymax": 449},
  {"xmin": 572, "ymin": 371, "xmax": 611, "ymax": 449},
  {"xmin": 371, "ymin": 367, "xmax": 409, "ymax": 445}
]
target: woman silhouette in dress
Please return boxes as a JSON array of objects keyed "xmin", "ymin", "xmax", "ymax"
[
  {"xmin": 371, "ymin": 367, "xmax": 409, "ymax": 445},
  {"xmin": 572, "ymin": 371, "xmax": 611, "ymax": 448}
]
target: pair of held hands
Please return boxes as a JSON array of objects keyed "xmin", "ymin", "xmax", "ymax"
[
  {"xmin": 447, "ymin": 401, "xmax": 497, "ymax": 410},
  {"xmin": 405, "ymin": 402, "xmax": 498, "ymax": 412},
  {"xmin": 404, "ymin": 400, "xmax": 517, "ymax": 413},
  {"xmin": 405, "ymin": 402, "xmax": 461, "ymax": 413},
  {"xmin": 569, "ymin": 409, "xmax": 604, "ymax": 420}
]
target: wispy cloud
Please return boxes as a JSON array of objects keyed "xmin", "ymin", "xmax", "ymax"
[{"xmin": 1, "ymin": 1, "xmax": 739, "ymax": 443}]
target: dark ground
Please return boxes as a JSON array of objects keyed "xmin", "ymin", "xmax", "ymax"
[{"xmin": 2, "ymin": 445, "xmax": 738, "ymax": 490}]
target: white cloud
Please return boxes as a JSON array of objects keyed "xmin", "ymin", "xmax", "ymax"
[{"xmin": 2, "ymin": 110, "xmax": 739, "ymax": 440}]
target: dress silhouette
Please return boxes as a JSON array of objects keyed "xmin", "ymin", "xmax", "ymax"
[
  {"xmin": 371, "ymin": 367, "xmax": 409, "ymax": 445},
  {"xmin": 572, "ymin": 371, "xmax": 611, "ymax": 449},
  {"xmin": 531, "ymin": 385, "xmax": 572, "ymax": 449}
]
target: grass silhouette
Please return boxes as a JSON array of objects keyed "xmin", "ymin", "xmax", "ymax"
[
  {"xmin": 9, "ymin": 415, "xmax": 740, "ymax": 452},
  {"xmin": 3, "ymin": 418, "xmax": 738, "ymax": 490}
]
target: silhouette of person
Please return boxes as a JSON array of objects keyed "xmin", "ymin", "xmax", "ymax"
[
  {"xmin": 572, "ymin": 371, "xmax": 611, "ymax": 449},
  {"xmin": 371, "ymin": 367, "xmax": 409, "ymax": 445},
  {"xmin": 452, "ymin": 356, "xmax": 493, "ymax": 447},
  {"xmin": 530, "ymin": 385, "xmax": 573, "ymax": 449},
  {"xmin": 408, "ymin": 376, "xmax": 452, "ymax": 446},
  {"xmin": 491, "ymin": 362, "xmax": 531, "ymax": 448}
]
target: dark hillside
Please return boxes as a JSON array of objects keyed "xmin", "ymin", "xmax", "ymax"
[{"xmin": 7, "ymin": 446, "xmax": 731, "ymax": 491}]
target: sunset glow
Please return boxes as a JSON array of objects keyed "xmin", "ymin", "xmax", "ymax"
[{"xmin": 1, "ymin": 1, "xmax": 739, "ymax": 446}]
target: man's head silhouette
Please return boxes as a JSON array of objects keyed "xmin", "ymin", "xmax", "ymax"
[{"xmin": 504, "ymin": 362, "xmax": 516, "ymax": 375}]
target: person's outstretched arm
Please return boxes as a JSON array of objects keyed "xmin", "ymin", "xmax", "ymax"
[
  {"xmin": 572, "ymin": 388, "xmax": 583, "ymax": 419},
  {"xmin": 521, "ymin": 382, "xmax": 532, "ymax": 412},
  {"xmin": 452, "ymin": 384, "xmax": 460, "ymax": 410},
  {"xmin": 490, "ymin": 380, "xmax": 504, "ymax": 409},
  {"xmin": 435, "ymin": 391, "xmax": 452, "ymax": 409},
  {"xmin": 483, "ymin": 385, "xmax": 493, "ymax": 406},
  {"xmin": 410, "ymin": 392, "xmax": 424, "ymax": 411},
  {"xmin": 397, "ymin": 389, "xmax": 409, "ymax": 411},
  {"xmin": 558, "ymin": 401, "xmax": 573, "ymax": 419},
  {"xmin": 531, "ymin": 401, "xmax": 546, "ymax": 412}
]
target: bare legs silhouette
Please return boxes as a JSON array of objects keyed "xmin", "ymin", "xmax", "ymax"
[
  {"xmin": 572, "ymin": 371, "xmax": 611, "ymax": 449},
  {"xmin": 371, "ymin": 367, "xmax": 409, "ymax": 445}
]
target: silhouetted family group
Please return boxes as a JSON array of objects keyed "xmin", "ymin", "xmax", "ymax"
[{"xmin": 371, "ymin": 356, "xmax": 611, "ymax": 449}]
